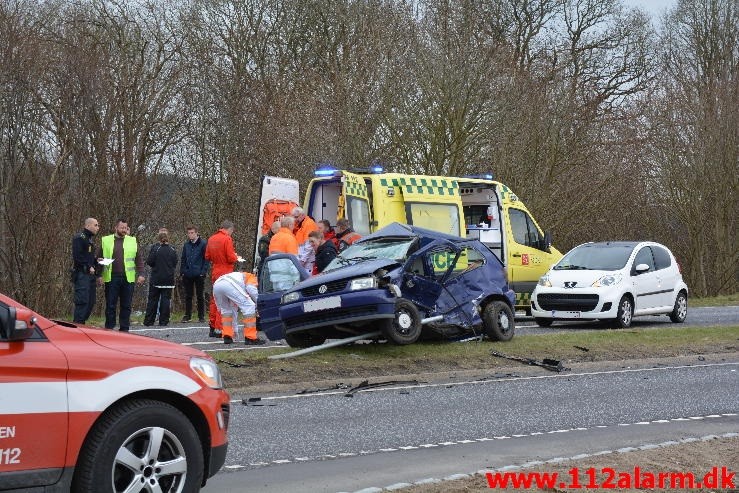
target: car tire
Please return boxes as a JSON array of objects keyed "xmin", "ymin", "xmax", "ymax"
[
  {"xmin": 534, "ymin": 318, "xmax": 553, "ymax": 327},
  {"xmin": 482, "ymin": 301, "xmax": 515, "ymax": 341},
  {"xmin": 284, "ymin": 332, "xmax": 327, "ymax": 348},
  {"xmin": 382, "ymin": 299, "xmax": 422, "ymax": 345},
  {"xmin": 669, "ymin": 291, "xmax": 688, "ymax": 323},
  {"xmin": 615, "ymin": 295, "xmax": 633, "ymax": 328},
  {"xmin": 72, "ymin": 399, "xmax": 203, "ymax": 493}
]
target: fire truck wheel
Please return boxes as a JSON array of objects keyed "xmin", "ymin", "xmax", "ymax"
[
  {"xmin": 72, "ymin": 399, "xmax": 204, "ymax": 493},
  {"xmin": 483, "ymin": 301, "xmax": 515, "ymax": 341},
  {"xmin": 382, "ymin": 299, "xmax": 422, "ymax": 345}
]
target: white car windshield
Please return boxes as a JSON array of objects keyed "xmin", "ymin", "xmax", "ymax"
[
  {"xmin": 554, "ymin": 244, "xmax": 636, "ymax": 271},
  {"xmin": 324, "ymin": 238, "xmax": 416, "ymax": 272}
]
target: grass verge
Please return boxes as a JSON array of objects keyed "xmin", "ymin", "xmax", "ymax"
[
  {"xmin": 690, "ymin": 292, "xmax": 739, "ymax": 307},
  {"xmin": 213, "ymin": 325, "xmax": 739, "ymax": 391}
]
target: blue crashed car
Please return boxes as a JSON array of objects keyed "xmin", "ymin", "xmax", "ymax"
[{"xmin": 256, "ymin": 223, "xmax": 516, "ymax": 348}]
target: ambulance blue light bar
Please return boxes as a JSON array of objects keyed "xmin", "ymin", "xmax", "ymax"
[
  {"xmin": 463, "ymin": 173, "xmax": 494, "ymax": 180},
  {"xmin": 369, "ymin": 164, "xmax": 384, "ymax": 173},
  {"xmin": 314, "ymin": 165, "xmax": 339, "ymax": 177}
]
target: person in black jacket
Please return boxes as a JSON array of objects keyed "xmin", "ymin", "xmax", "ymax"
[
  {"xmin": 144, "ymin": 230, "xmax": 178, "ymax": 326},
  {"xmin": 308, "ymin": 231, "xmax": 337, "ymax": 274},
  {"xmin": 180, "ymin": 226, "xmax": 210, "ymax": 322},
  {"xmin": 71, "ymin": 217, "xmax": 100, "ymax": 323},
  {"xmin": 256, "ymin": 221, "xmax": 280, "ymax": 275}
]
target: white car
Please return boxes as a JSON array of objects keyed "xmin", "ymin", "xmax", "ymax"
[{"xmin": 531, "ymin": 241, "xmax": 688, "ymax": 328}]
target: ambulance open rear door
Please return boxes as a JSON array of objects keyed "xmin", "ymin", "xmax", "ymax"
[{"xmin": 254, "ymin": 176, "xmax": 300, "ymax": 269}]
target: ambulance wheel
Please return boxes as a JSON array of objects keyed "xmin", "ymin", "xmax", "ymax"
[
  {"xmin": 534, "ymin": 318, "xmax": 553, "ymax": 327},
  {"xmin": 669, "ymin": 291, "xmax": 688, "ymax": 323},
  {"xmin": 382, "ymin": 299, "xmax": 422, "ymax": 345},
  {"xmin": 72, "ymin": 399, "xmax": 204, "ymax": 493},
  {"xmin": 483, "ymin": 301, "xmax": 515, "ymax": 341},
  {"xmin": 285, "ymin": 331, "xmax": 327, "ymax": 348}
]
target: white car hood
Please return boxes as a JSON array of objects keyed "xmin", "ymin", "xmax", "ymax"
[{"xmin": 546, "ymin": 269, "xmax": 619, "ymax": 288}]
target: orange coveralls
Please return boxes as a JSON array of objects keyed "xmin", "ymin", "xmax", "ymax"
[{"xmin": 205, "ymin": 228, "xmax": 237, "ymax": 332}]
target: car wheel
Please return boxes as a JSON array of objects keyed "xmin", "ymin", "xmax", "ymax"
[
  {"xmin": 72, "ymin": 399, "xmax": 203, "ymax": 493},
  {"xmin": 382, "ymin": 299, "xmax": 422, "ymax": 345},
  {"xmin": 669, "ymin": 291, "xmax": 688, "ymax": 323},
  {"xmin": 615, "ymin": 295, "xmax": 633, "ymax": 328},
  {"xmin": 284, "ymin": 332, "xmax": 327, "ymax": 348},
  {"xmin": 482, "ymin": 301, "xmax": 515, "ymax": 341},
  {"xmin": 534, "ymin": 318, "xmax": 553, "ymax": 327}
]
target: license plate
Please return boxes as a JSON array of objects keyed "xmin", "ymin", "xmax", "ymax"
[
  {"xmin": 551, "ymin": 310, "xmax": 581, "ymax": 318},
  {"xmin": 303, "ymin": 296, "xmax": 341, "ymax": 313}
]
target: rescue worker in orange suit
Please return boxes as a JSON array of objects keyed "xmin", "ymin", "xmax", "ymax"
[
  {"xmin": 335, "ymin": 218, "xmax": 362, "ymax": 252},
  {"xmin": 212, "ymin": 271, "xmax": 264, "ymax": 345},
  {"xmin": 291, "ymin": 206, "xmax": 318, "ymax": 244},
  {"xmin": 269, "ymin": 216, "xmax": 299, "ymax": 255},
  {"xmin": 205, "ymin": 220, "xmax": 239, "ymax": 338}
]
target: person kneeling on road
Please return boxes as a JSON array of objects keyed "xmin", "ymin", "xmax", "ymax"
[{"xmin": 212, "ymin": 271, "xmax": 265, "ymax": 345}]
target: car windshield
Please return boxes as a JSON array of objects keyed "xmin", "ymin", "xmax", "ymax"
[
  {"xmin": 554, "ymin": 244, "xmax": 635, "ymax": 271},
  {"xmin": 323, "ymin": 237, "xmax": 416, "ymax": 272}
]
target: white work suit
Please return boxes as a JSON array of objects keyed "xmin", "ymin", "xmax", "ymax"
[{"xmin": 213, "ymin": 271, "xmax": 258, "ymax": 339}]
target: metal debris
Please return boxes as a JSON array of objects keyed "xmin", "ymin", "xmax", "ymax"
[
  {"xmin": 242, "ymin": 397, "xmax": 277, "ymax": 407},
  {"xmin": 490, "ymin": 350, "xmax": 570, "ymax": 372},
  {"xmin": 268, "ymin": 331, "xmax": 382, "ymax": 360},
  {"xmin": 296, "ymin": 383, "xmax": 352, "ymax": 395},
  {"xmin": 344, "ymin": 379, "xmax": 421, "ymax": 397}
]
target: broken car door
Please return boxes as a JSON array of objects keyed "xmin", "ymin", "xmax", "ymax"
[{"xmin": 257, "ymin": 255, "xmax": 309, "ymax": 340}]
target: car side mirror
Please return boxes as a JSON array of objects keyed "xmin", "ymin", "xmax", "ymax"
[
  {"xmin": 0, "ymin": 305, "xmax": 36, "ymax": 341},
  {"xmin": 634, "ymin": 263, "xmax": 650, "ymax": 274}
]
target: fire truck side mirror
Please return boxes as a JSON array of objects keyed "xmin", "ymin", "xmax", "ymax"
[{"xmin": 0, "ymin": 305, "xmax": 36, "ymax": 341}]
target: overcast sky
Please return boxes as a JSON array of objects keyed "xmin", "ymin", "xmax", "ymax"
[{"xmin": 622, "ymin": 0, "xmax": 678, "ymax": 17}]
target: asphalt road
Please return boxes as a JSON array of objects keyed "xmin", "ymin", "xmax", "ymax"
[
  {"xmin": 129, "ymin": 306, "xmax": 739, "ymax": 492},
  {"xmin": 197, "ymin": 362, "xmax": 738, "ymax": 492}
]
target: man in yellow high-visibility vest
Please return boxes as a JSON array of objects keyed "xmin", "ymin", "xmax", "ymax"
[{"xmin": 97, "ymin": 219, "xmax": 146, "ymax": 331}]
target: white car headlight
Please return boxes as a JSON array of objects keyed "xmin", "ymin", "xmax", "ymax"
[
  {"xmin": 538, "ymin": 275, "xmax": 552, "ymax": 287},
  {"xmin": 190, "ymin": 357, "xmax": 223, "ymax": 389},
  {"xmin": 282, "ymin": 291, "xmax": 300, "ymax": 304},
  {"xmin": 592, "ymin": 273, "xmax": 623, "ymax": 287},
  {"xmin": 350, "ymin": 276, "xmax": 377, "ymax": 291}
]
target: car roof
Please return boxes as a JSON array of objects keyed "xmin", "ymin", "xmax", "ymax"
[{"xmin": 579, "ymin": 241, "xmax": 642, "ymax": 249}]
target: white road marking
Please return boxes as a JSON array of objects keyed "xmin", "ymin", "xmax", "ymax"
[
  {"xmin": 225, "ymin": 413, "xmax": 739, "ymax": 474},
  {"xmin": 347, "ymin": 432, "xmax": 739, "ymax": 493}
]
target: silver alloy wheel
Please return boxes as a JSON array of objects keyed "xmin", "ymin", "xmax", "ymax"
[
  {"xmin": 113, "ymin": 426, "xmax": 188, "ymax": 493},
  {"xmin": 620, "ymin": 298, "xmax": 632, "ymax": 326},
  {"xmin": 676, "ymin": 295, "xmax": 687, "ymax": 320}
]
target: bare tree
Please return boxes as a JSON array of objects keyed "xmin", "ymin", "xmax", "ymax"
[{"xmin": 648, "ymin": 0, "xmax": 738, "ymax": 295}]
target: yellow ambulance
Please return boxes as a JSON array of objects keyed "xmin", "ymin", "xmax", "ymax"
[{"xmin": 256, "ymin": 165, "xmax": 562, "ymax": 311}]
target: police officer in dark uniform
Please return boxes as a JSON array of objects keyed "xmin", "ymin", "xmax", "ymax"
[{"xmin": 72, "ymin": 217, "xmax": 100, "ymax": 323}]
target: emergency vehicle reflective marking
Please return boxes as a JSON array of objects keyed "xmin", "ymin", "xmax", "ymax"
[
  {"xmin": 304, "ymin": 296, "xmax": 341, "ymax": 313},
  {"xmin": 0, "ymin": 367, "xmax": 201, "ymax": 414},
  {"xmin": 0, "ymin": 382, "xmax": 68, "ymax": 414},
  {"xmin": 67, "ymin": 366, "xmax": 201, "ymax": 412},
  {"xmin": 0, "ymin": 448, "xmax": 21, "ymax": 464}
]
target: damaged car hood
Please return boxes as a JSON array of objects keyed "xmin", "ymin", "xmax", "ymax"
[{"xmin": 288, "ymin": 258, "xmax": 401, "ymax": 292}]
